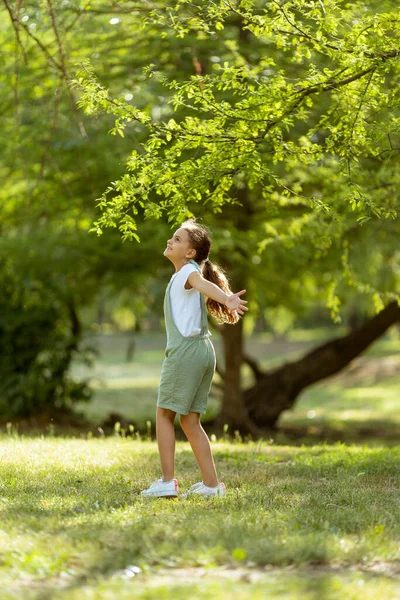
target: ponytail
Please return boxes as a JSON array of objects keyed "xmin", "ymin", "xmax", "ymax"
[
  {"xmin": 201, "ymin": 259, "xmax": 240, "ymax": 325},
  {"xmin": 181, "ymin": 218, "xmax": 240, "ymax": 324}
]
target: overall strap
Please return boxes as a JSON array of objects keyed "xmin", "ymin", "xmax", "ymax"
[{"xmin": 164, "ymin": 270, "xmax": 183, "ymax": 343}]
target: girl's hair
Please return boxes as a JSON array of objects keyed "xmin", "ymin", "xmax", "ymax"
[{"xmin": 181, "ymin": 218, "xmax": 240, "ymax": 325}]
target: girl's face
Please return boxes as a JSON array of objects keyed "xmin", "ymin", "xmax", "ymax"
[{"xmin": 164, "ymin": 227, "xmax": 195, "ymax": 261}]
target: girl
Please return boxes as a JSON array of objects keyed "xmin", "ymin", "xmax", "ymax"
[{"xmin": 141, "ymin": 218, "xmax": 248, "ymax": 499}]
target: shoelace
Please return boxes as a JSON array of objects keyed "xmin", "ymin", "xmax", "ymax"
[
  {"xmin": 148, "ymin": 478, "xmax": 163, "ymax": 488},
  {"xmin": 184, "ymin": 483, "xmax": 218, "ymax": 496},
  {"xmin": 189, "ymin": 482, "xmax": 203, "ymax": 490}
]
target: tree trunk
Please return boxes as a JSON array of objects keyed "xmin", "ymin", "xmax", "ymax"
[
  {"xmin": 216, "ymin": 319, "xmax": 244, "ymax": 426},
  {"xmin": 213, "ymin": 317, "xmax": 265, "ymax": 437},
  {"xmin": 50, "ymin": 300, "xmax": 82, "ymax": 382},
  {"xmin": 244, "ymin": 301, "xmax": 400, "ymax": 429}
]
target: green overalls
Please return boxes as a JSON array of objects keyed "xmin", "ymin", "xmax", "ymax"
[{"xmin": 156, "ymin": 259, "xmax": 216, "ymax": 415}]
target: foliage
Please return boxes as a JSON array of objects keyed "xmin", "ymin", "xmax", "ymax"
[
  {"xmin": 0, "ymin": 1, "xmax": 175, "ymax": 415},
  {"xmin": 71, "ymin": 0, "xmax": 400, "ymax": 318},
  {"xmin": 0, "ymin": 267, "xmax": 92, "ymax": 418},
  {"xmin": 73, "ymin": 1, "xmax": 400, "ymax": 223}
]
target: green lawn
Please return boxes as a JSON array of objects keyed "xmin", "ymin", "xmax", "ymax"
[{"xmin": 0, "ymin": 436, "xmax": 399, "ymax": 599}]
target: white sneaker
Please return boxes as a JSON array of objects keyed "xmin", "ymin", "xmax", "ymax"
[
  {"xmin": 181, "ymin": 481, "xmax": 226, "ymax": 498},
  {"xmin": 141, "ymin": 478, "xmax": 179, "ymax": 498}
]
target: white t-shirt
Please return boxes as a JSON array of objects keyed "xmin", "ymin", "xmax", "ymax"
[{"xmin": 169, "ymin": 263, "xmax": 202, "ymax": 337}]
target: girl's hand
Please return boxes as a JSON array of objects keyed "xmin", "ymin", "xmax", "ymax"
[{"xmin": 225, "ymin": 290, "xmax": 248, "ymax": 317}]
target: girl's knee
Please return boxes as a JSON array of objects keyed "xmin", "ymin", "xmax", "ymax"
[
  {"xmin": 157, "ymin": 407, "xmax": 176, "ymax": 421},
  {"xmin": 180, "ymin": 412, "xmax": 201, "ymax": 432}
]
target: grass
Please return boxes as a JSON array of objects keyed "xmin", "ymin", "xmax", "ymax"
[
  {"xmin": 277, "ymin": 376, "xmax": 400, "ymax": 445},
  {"xmin": 0, "ymin": 434, "xmax": 399, "ymax": 599}
]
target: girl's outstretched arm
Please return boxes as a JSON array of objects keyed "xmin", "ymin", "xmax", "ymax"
[{"xmin": 187, "ymin": 272, "xmax": 248, "ymax": 317}]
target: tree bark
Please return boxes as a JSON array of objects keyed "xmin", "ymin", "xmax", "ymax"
[
  {"xmin": 217, "ymin": 318, "xmax": 244, "ymax": 425},
  {"xmin": 244, "ymin": 301, "xmax": 400, "ymax": 429},
  {"xmin": 213, "ymin": 317, "xmax": 265, "ymax": 437}
]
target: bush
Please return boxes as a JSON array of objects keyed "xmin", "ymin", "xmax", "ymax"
[{"xmin": 0, "ymin": 274, "xmax": 93, "ymax": 418}]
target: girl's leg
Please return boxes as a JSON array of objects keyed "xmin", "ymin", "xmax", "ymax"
[
  {"xmin": 179, "ymin": 412, "xmax": 219, "ymax": 487},
  {"xmin": 156, "ymin": 407, "xmax": 176, "ymax": 481}
]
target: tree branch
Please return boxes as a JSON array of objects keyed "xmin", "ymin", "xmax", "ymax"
[
  {"xmin": 245, "ymin": 301, "xmax": 400, "ymax": 428},
  {"xmin": 2, "ymin": 0, "xmax": 28, "ymax": 64},
  {"xmin": 258, "ymin": 65, "xmax": 378, "ymax": 141},
  {"xmin": 243, "ymin": 354, "xmax": 264, "ymax": 382}
]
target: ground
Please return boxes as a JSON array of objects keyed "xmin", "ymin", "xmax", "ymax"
[{"xmin": 0, "ymin": 438, "xmax": 399, "ymax": 599}]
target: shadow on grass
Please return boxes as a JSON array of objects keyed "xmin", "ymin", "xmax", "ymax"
[
  {"xmin": 274, "ymin": 419, "xmax": 400, "ymax": 447},
  {"xmin": 0, "ymin": 443, "xmax": 399, "ymax": 600}
]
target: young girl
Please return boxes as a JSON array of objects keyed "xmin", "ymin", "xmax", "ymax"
[{"xmin": 141, "ymin": 218, "xmax": 248, "ymax": 499}]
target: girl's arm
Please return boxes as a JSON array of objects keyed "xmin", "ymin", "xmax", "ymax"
[{"xmin": 187, "ymin": 272, "xmax": 248, "ymax": 316}]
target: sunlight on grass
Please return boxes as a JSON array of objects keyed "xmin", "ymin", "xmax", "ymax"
[
  {"xmin": 35, "ymin": 568, "xmax": 400, "ymax": 600},
  {"xmin": 280, "ymin": 378, "xmax": 400, "ymax": 430},
  {"xmin": 0, "ymin": 437, "xmax": 399, "ymax": 599}
]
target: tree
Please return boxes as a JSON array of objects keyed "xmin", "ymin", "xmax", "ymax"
[{"xmin": 74, "ymin": 1, "xmax": 400, "ymax": 238}]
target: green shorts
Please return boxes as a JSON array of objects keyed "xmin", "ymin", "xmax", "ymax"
[{"xmin": 156, "ymin": 337, "xmax": 216, "ymax": 415}]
